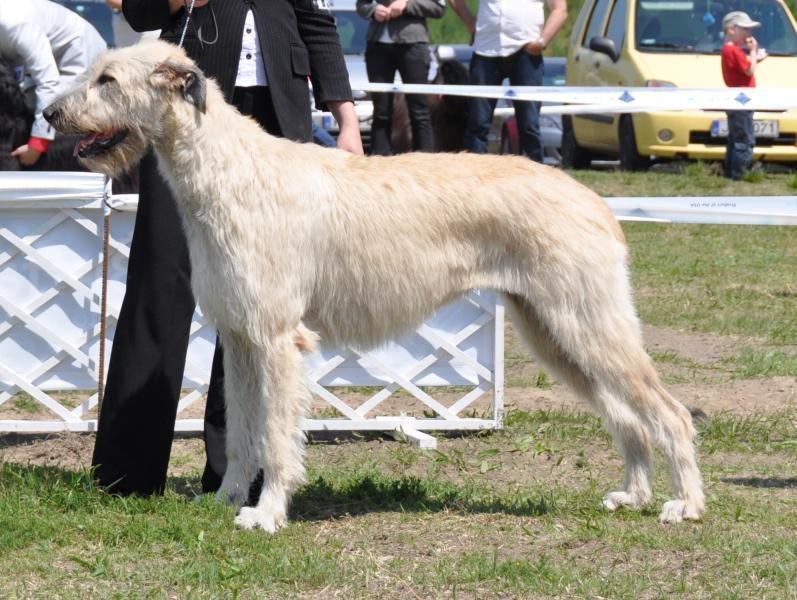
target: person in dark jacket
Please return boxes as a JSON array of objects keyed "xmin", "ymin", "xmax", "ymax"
[
  {"xmin": 91, "ymin": 0, "xmax": 362, "ymax": 501},
  {"xmin": 356, "ymin": 0, "xmax": 445, "ymax": 154}
]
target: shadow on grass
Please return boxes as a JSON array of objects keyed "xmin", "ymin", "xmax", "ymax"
[
  {"xmin": 168, "ymin": 471, "xmax": 557, "ymax": 521},
  {"xmin": 3, "ymin": 463, "xmax": 556, "ymax": 522},
  {"xmin": 722, "ymin": 476, "xmax": 797, "ymax": 489},
  {"xmin": 289, "ymin": 473, "xmax": 556, "ymax": 521}
]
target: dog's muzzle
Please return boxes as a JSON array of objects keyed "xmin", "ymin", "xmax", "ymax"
[
  {"xmin": 73, "ymin": 131, "xmax": 129, "ymax": 158},
  {"xmin": 42, "ymin": 102, "xmax": 128, "ymax": 158}
]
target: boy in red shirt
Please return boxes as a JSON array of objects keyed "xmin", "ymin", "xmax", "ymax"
[{"xmin": 721, "ymin": 11, "xmax": 767, "ymax": 179}]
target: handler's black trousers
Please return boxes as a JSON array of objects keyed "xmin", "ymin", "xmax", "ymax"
[{"xmin": 92, "ymin": 87, "xmax": 281, "ymax": 497}]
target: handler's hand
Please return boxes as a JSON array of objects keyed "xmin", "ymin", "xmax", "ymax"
[
  {"xmin": 328, "ymin": 101, "xmax": 364, "ymax": 155},
  {"xmin": 336, "ymin": 123, "xmax": 364, "ymax": 155},
  {"xmin": 11, "ymin": 144, "xmax": 42, "ymax": 166}
]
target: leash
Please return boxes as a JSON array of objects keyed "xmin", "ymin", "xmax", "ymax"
[
  {"xmin": 96, "ymin": 177, "xmax": 113, "ymax": 424},
  {"xmin": 178, "ymin": 0, "xmax": 198, "ymax": 48}
]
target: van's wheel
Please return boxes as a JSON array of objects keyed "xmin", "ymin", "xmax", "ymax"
[
  {"xmin": 561, "ymin": 115, "xmax": 592, "ymax": 169},
  {"xmin": 619, "ymin": 115, "xmax": 651, "ymax": 171}
]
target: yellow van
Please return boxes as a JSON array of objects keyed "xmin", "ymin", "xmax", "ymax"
[{"xmin": 563, "ymin": 0, "xmax": 797, "ymax": 169}]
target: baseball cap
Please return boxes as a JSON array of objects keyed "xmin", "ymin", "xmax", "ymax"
[{"xmin": 722, "ymin": 11, "xmax": 761, "ymax": 30}]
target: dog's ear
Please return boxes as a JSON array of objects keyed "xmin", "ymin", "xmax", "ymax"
[{"xmin": 149, "ymin": 61, "xmax": 207, "ymax": 114}]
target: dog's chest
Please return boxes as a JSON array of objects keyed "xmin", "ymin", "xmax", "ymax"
[{"xmin": 181, "ymin": 211, "xmax": 246, "ymax": 326}]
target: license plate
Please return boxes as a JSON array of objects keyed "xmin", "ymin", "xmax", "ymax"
[{"xmin": 710, "ymin": 119, "xmax": 779, "ymax": 138}]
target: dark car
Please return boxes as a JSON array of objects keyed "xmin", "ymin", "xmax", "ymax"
[{"xmin": 53, "ymin": 0, "xmax": 115, "ymax": 48}]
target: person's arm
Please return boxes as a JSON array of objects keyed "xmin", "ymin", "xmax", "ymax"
[
  {"xmin": 525, "ymin": 0, "xmax": 568, "ymax": 55},
  {"xmin": 2, "ymin": 20, "xmax": 61, "ymax": 165},
  {"xmin": 745, "ymin": 36, "xmax": 765, "ymax": 75},
  {"xmin": 356, "ymin": 0, "xmax": 377, "ymax": 19},
  {"xmin": 358, "ymin": 0, "xmax": 391, "ymax": 22},
  {"xmin": 296, "ymin": 5, "xmax": 363, "ymax": 155},
  {"xmin": 447, "ymin": 0, "xmax": 476, "ymax": 34},
  {"xmin": 403, "ymin": 0, "xmax": 447, "ymax": 19}
]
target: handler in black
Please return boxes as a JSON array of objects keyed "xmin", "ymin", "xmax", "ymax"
[{"xmin": 92, "ymin": 0, "xmax": 363, "ymax": 499}]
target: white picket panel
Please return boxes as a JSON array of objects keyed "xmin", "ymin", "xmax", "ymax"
[{"xmin": 0, "ymin": 173, "xmax": 505, "ymax": 445}]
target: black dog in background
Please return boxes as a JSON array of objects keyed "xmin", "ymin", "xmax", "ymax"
[
  {"xmin": 390, "ymin": 57, "xmax": 470, "ymax": 154},
  {"xmin": 0, "ymin": 59, "xmax": 137, "ymax": 192}
]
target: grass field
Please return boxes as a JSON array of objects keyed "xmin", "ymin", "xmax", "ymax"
[{"xmin": 1, "ymin": 168, "xmax": 796, "ymax": 598}]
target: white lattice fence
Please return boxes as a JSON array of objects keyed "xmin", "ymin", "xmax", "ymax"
[{"xmin": 0, "ymin": 172, "xmax": 504, "ymax": 446}]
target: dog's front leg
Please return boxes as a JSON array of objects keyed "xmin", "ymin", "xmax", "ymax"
[
  {"xmin": 215, "ymin": 332, "xmax": 268, "ymax": 509},
  {"xmin": 226, "ymin": 331, "xmax": 310, "ymax": 532}
]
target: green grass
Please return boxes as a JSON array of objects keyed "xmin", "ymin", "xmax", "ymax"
[
  {"xmin": 569, "ymin": 166, "xmax": 797, "ymax": 198},
  {"xmin": 624, "ymin": 222, "xmax": 796, "ymax": 345},
  {"xmin": 3, "ymin": 162, "xmax": 797, "ymax": 595},
  {"xmin": 2, "ymin": 409, "xmax": 797, "ymax": 598}
]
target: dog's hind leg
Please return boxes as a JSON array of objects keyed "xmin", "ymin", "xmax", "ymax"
[
  {"xmin": 230, "ymin": 330, "xmax": 311, "ymax": 532},
  {"xmin": 505, "ymin": 295, "xmax": 653, "ymax": 510},
  {"xmin": 505, "ymin": 282, "xmax": 704, "ymax": 523}
]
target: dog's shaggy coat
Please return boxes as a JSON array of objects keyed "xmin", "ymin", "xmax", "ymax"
[{"xmin": 45, "ymin": 41, "xmax": 704, "ymax": 531}]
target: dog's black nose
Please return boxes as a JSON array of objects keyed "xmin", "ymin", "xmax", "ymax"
[{"xmin": 43, "ymin": 104, "xmax": 59, "ymax": 124}]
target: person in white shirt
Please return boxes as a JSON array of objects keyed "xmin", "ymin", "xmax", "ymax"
[
  {"xmin": 0, "ymin": 0, "xmax": 107, "ymax": 166},
  {"xmin": 448, "ymin": 0, "xmax": 567, "ymax": 162}
]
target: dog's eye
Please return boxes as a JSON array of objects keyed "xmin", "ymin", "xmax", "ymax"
[{"xmin": 96, "ymin": 74, "xmax": 115, "ymax": 86}]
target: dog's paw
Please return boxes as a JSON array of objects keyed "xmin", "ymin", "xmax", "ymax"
[
  {"xmin": 659, "ymin": 499, "xmax": 703, "ymax": 524},
  {"xmin": 602, "ymin": 490, "xmax": 644, "ymax": 511},
  {"xmin": 215, "ymin": 485, "xmax": 247, "ymax": 508},
  {"xmin": 234, "ymin": 507, "xmax": 286, "ymax": 533}
]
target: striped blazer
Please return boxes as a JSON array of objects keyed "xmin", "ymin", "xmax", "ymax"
[{"xmin": 123, "ymin": 0, "xmax": 353, "ymax": 142}]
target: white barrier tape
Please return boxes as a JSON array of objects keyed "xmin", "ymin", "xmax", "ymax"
[
  {"xmin": 360, "ymin": 83, "xmax": 797, "ymax": 113},
  {"xmin": 102, "ymin": 194, "xmax": 797, "ymax": 227},
  {"xmin": 607, "ymin": 196, "xmax": 797, "ymax": 225}
]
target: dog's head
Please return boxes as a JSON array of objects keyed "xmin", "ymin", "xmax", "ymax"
[{"xmin": 43, "ymin": 40, "xmax": 207, "ymax": 178}]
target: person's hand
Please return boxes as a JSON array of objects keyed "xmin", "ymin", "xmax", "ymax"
[
  {"xmin": 105, "ymin": 0, "xmax": 123, "ymax": 10},
  {"xmin": 336, "ymin": 123, "xmax": 364, "ymax": 155},
  {"xmin": 388, "ymin": 0, "xmax": 408, "ymax": 19},
  {"xmin": 524, "ymin": 39, "xmax": 545, "ymax": 56},
  {"xmin": 327, "ymin": 101, "xmax": 364, "ymax": 155},
  {"xmin": 373, "ymin": 4, "xmax": 391, "ymax": 22},
  {"xmin": 373, "ymin": 5, "xmax": 391, "ymax": 22},
  {"xmin": 11, "ymin": 144, "xmax": 42, "ymax": 166},
  {"xmin": 747, "ymin": 36, "xmax": 758, "ymax": 53}
]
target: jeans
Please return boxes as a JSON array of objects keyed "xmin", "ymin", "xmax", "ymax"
[
  {"xmin": 366, "ymin": 41, "xmax": 433, "ymax": 155},
  {"xmin": 312, "ymin": 122, "xmax": 337, "ymax": 148},
  {"xmin": 465, "ymin": 49, "xmax": 544, "ymax": 162},
  {"xmin": 724, "ymin": 110, "xmax": 754, "ymax": 180}
]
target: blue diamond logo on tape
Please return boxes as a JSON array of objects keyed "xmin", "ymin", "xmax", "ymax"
[
  {"xmin": 504, "ymin": 89, "xmax": 518, "ymax": 98},
  {"xmin": 734, "ymin": 92, "xmax": 751, "ymax": 105},
  {"xmin": 619, "ymin": 91, "xmax": 635, "ymax": 103}
]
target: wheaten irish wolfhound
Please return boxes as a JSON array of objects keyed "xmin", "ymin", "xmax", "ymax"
[{"xmin": 44, "ymin": 40, "xmax": 704, "ymax": 531}]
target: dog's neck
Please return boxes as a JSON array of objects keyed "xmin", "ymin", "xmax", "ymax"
[{"xmin": 150, "ymin": 81, "xmax": 271, "ymax": 211}]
